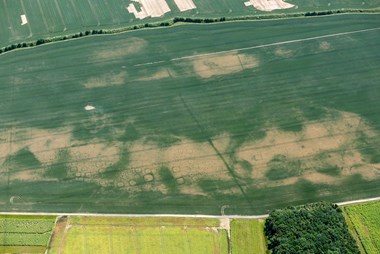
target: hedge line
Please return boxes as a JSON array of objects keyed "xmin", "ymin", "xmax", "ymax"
[{"xmin": 0, "ymin": 8, "xmax": 379, "ymax": 55}]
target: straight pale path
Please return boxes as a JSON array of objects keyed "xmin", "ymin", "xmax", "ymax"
[{"xmin": 136, "ymin": 26, "xmax": 380, "ymax": 66}]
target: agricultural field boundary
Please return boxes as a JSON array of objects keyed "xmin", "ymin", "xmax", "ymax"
[
  {"xmin": 0, "ymin": 9, "xmax": 380, "ymax": 56},
  {"xmin": 0, "ymin": 197, "xmax": 379, "ymax": 218}
]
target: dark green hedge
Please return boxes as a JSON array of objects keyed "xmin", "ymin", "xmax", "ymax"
[
  {"xmin": 264, "ymin": 202, "xmax": 359, "ymax": 254},
  {"xmin": 1, "ymin": 8, "xmax": 379, "ymax": 55}
]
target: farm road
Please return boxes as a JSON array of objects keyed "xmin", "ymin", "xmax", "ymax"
[{"xmin": 1, "ymin": 196, "xmax": 379, "ymax": 218}]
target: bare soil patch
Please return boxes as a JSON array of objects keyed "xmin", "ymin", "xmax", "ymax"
[
  {"xmin": 137, "ymin": 69, "xmax": 172, "ymax": 81},
  {"xmin": 70, "ymin": 143, "xmax": 120, "ymax": 175},
  {"xmin": 244, "ymin": 0, "xmax": 294, "ymax": 11},
  {"xmin": 173, "ymin": 0, "xmax": 196, "ymax": 12},
  {"xmin": 164, "ymin": 139, "xmax": 231, "ymax": 181},
  {"xmin": 127, "ymin": 0, "xmax": 170, "ymax": 19},
  {"xmin": 303, "ymin": 172, "xmax": 339, "ymax": 185},
  {"xmin": 0, "ymin": 129, "xmax": 11, "ymax": 167},
  {"xmin": 10, "ymin": 169, "xmax": 40, "ymax": 181},
  {"xmin": 219, "ymin": 218, "xmax": 230, "ymax": 230},
  {"xmin": 235, "ymin": 111, "xmax": 378, "ymax": 183},
  {"xmin": 192, "ymin": 53, "xmax": 259, "ymax": 78},
  {"xmin": 20, "ymin": 14, "xmax": 28, "ymax": 25},
  {"xmin": 118, "ymin": 138, "xmax": 231, "ymax": 194},
  {"xmin": 344, "ymin": 164, "xmax": 380, "ymax": 181},
  {"xmin": 14, "ymin": 128, "xmax": 72, "ymax": 164}
]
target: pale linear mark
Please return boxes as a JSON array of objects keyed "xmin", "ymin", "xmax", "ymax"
[{"xmin": 134, "ymin": 26, "xmax": 380, "ymax": 66}]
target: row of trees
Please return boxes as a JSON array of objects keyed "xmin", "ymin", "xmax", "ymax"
[
  {"xmin": 264, "ymin": 202, "xmax": 359, "ymax": 253},
  {"xmin": 173, "ymin": 17, "xmax": 226, "ymax": 23},
  {"xmin": 1, "ymin": 7, "xmax": 379, "ymax": 55},
  {"xmin": 0, "ymin": 29, "xmax": 105, "ymax": 54}
]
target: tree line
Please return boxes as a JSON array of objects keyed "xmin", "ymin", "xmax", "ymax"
[
  {"xmin": 0, "ymin": 7, "xmax": 379, "ymax": 55},
  {"xmin": 264, "ymin": 202, "xmax": 360, "ymax": 254}
]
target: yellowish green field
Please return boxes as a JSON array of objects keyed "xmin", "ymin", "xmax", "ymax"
[
  {"xmin": 0, "ymin": 215, "xmax": 56, "ymax": 254},
  {"xmin": 343, "ymin": 201, "xmax": 380, "ymax": 254},
  {"xmin": 48, "ymin": 216, "xmax": 228, "ymax": 254},
  {"xmin": 230, "ymin": 219, "xmax": 267, "ymax": 254}
]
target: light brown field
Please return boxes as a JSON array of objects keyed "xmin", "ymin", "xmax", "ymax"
[
  {"xmin": 173, "ymin": 0, "xmax": 196, "ymax": 12},
  {"xmin": 244, "ymin": 0, "xmax": 294, "ymax": 11},
  {"xmin": 127, "ymin": 0, "xmax": 170, "ymax": 19}
]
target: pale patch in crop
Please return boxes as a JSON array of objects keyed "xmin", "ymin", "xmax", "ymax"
[
  {"xmin": 93, "ymin": 37, "xmax": 147, "ymax": 60},
  {"xmin": 83, "ymin": 71, "xmax": 127, "ymax": 89},
  {"xmin": 274, "ymin": 47, "xmax": 293, "ymax": 57},
  {"xmin": 136, "ymin": 68, "xmax": 174, "ymax": 81},
  {"xmin": 235, "ymin": 110, "xmax": 380, "ymax": 184},
  {"xmin": 13, "ymin": 127, "xmax": 72, "ymax": 164},
  {"xmin": 319, "ymin": 41, "xmax": 331, "ymax": 50},
  {"xmin": 114, "ymin": 137, "xmax": 232, "ymax": 195},
  {"xmin": 69, "ymin": 143, "xmax": 121, "ymax": 176},
  {"xmin": 192, "ymin": 53, "xmax": 259, "ymax": 78}
]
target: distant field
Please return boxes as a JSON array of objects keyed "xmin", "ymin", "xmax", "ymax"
[
  {"xmin": 0, "ymin": 15, "xmax": 380, "ymax": 214},
  {"xmin": 1, "ymin": 0, "xmax": 380, "ymax": 47},
  {"xmin": 231, "ymin": 219, "xmax": 267, "ymax": 254},
  {"xmin": 48, "ymin": 216, "xmax": 228, "ymax": 254},
  {"xmin": 0, "ymin": 215, "xmax": 56, "ymax": 253},
  {"xmin": 343, "ymin": 201, "xmax": 380, "ymax": 254}
]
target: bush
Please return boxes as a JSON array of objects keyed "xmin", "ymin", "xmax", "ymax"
[{"xmin": 36, "ymin": 39, "xmax": 45, "ymax": 45}]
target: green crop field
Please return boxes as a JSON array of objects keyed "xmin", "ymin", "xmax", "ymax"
[
  {"xmin": 0, "ymin": 14, "xmax": 380, "ymax": 214},
  {"xmin": 48, "ymin": 216, "xmax": 228, "ymax": 254},
  {"xmin": 343, "ymin": 201, "xmax": 380, "ymax": 254},
  {"xmin": 231, "ymin": 219, "xmax": 267, "ymax": 254},
  {"xmin": 1, "ymin": 0, "xmax": 380, "ymax": 48},
  {"xmin": 0, "ymin": 215, "xmax": 56, "ymax": 253}
]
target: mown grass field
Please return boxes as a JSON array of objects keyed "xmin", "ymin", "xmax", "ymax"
[
  {"xmin": 0, "ymin": 14, "xmax": 380, "ymax": 214},
  {"xmin": 343, "ymin": 201, "xmax": 380, "ymax": 254},
  {"xmin": 1, "ymin": 0, "xmax": 380, "ymax": 47},
  {"xmin": 0, "ymin": 215, "xmax": 56, "ymax": 253},
  {"xmin": 48, "ymin": 216, "xmax": 228, "ymax": 254},
  {"xmin": 231, "ymin": 219, "xmax": 267, "ymax": 254}
]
